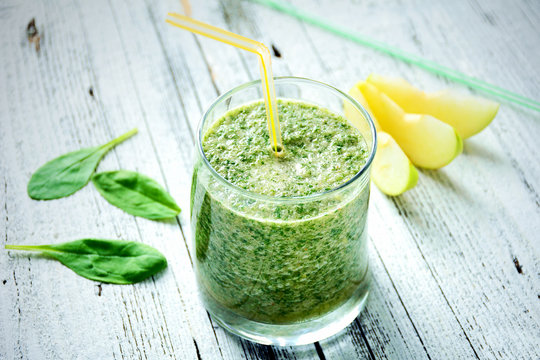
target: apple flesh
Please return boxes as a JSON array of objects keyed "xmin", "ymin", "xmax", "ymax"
[
  {"xmin": 367, "ymin": 74, "xmax": 499, "ymax": 138},
  {"xmin": 372, "ymin": 132, "xmax": 418, "ymax": 196},
  {"xmin": 345, "ymin": 84, "xmax": 381, "ymax": 131},
  {"xmin": 358, "ymin": 81, "xmax": 463, "ymax": 169}
]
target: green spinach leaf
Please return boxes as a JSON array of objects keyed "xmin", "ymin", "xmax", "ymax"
[
  {"xmin": 5, "ymin": 239, "xmax": 167, "ymax": 284},
  {"xmin": 92, "ymin": 170, "xmax": 181, "ymax": 220},
  {"xmin": 28, "ymin": 128, "xmax": 138, "ymax": 200}
]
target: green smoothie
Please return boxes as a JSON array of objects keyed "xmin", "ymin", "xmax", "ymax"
[{"xmin": 191, "ymin": 100, "xmax": 370, "ymax": 324}]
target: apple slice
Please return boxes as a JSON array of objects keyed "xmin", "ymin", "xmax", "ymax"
[
  {"xmin": 367, "ymin": 74, "xmax": 499, "ymax": 138},
  {"xmin": 345, "ymin": 84, "xmax": 381, "ymax": 131},
  {"xmin": 358, "ymin": 81, "xmax": 463, "ymax": 169},
  {"xmin": 347, "ymin": 84, "xmax": 417, "ymax": 195},
  {"xmin": 372, "ymin": 132, "xmax": 418, "ymax": 196}
]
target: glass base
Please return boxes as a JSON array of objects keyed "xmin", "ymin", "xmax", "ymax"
[{"xmin": 204, "ymin": 277, "xmax": 370, "ymax": 346}]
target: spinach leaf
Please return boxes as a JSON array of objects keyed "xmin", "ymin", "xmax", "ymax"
[
  {"xmin": 5, "ymin": 239, "xmax": 167, "ymax": 284},
  {"xmin": 27, "ymin": 128, "xmax": 138, "ymax": 200},
  {"xmin": 92, "ymin": 170, "xmax": 181, "ymax": 220}
]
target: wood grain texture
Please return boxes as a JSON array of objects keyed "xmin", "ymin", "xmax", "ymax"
[{"xmin": 1, "ymin": 0, "xmax": 539, "ymax": 359}]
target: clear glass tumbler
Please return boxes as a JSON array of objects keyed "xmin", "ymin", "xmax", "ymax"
[{"xmin": 190, "ymin": 77, "xmax": 376, "ymax": 345}]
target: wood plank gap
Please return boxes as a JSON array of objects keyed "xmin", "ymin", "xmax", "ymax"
[
  {"xmin": 191, "ymin": 35, "xmax": 221, "ymax": 97},
  {"xmin": 143, "ymin": 0, "xmax": 197, "ymax": 140},
  {"xmin": 488, "ymin": 126, "xmax": 540, "ymax": 216},
  {"xmin": 370, "ymin": 237, "xmax": 433, "ymax": 360},
  {"xmin": 389, "ymin": 197, "xmax": 481, "ymax": 360},
  {"xmin": 313, "ymin": 342, "xmax": 326, "ymax": 360},
  {"xmin": 204, "ymin": 310, "xmax": 226, "ymax": 360},
  {"xmin": 298, "ymin": 22, "xmax": 331, "ymax": 75},
  {"xmin": 102, "ymin": 0, "xmax": 195, "ymax": 264},
  {"xmin": 218, "ymin": 0, "xmax": 266, "ymax": 81},
  {"xmin": 193, "ymin": 338, "xmax": 203, "ymax": 360},
  {"xmin": 354, "ymin": 323, "xmax": 376, "ymax": 360}
]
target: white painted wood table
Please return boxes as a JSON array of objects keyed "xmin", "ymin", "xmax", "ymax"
[{"xmin": 1, "ymin": 0, "xmax": 539, "ymax": 358}]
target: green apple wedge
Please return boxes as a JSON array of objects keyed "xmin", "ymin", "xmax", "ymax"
[
  {"xmin": 358, "ymin": 81, "xmax": 463, "ymax": 169},
  {"xmin": 345, "ymin": 84, "xmax": 381, "ymax": 133},
  {"xmin": 372, "ymin": 132, "xmax": 418, "ymax": 196},
  {"xmin": 347, "ymin": 84, "xmax": 419, "ymax": 195},
  {"xmin": 367, "ymin": 74, "xmax": 499, "ymax": 138}
]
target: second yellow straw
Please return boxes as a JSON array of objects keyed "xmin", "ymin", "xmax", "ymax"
[{"xmin": 166, "ymin": 13, "xmax": 283, "ymax": 154}]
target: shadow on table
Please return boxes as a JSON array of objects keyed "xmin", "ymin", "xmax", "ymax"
[
  {"xmin": 462, "ymin": 139, "xmax": 503, "ymax": 161},
  {"xmin": 417, "ymin": 168, "xmax": 476, "ymax": 203}
]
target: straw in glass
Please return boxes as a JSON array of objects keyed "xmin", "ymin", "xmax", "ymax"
[
  {"xmin": 249, "ymin": 0, "xmax": 540, "ymax": 112},
  {"xmin": 166, "ymin": 13, "xmax": 284, "ymax": 154}
]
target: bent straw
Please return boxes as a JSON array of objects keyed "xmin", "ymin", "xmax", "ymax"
[
  {"xmin": 166, "ymin": 13, "xmax": 284, "ymax": 154},
  {"xmin": 249, "ymin": 0, "xmax": 540, "ymax": 112}
]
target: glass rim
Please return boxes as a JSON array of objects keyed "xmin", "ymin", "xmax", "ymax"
[{"xmin": 197, "ymin": 76, "xmax": 377, "ymax": 203}]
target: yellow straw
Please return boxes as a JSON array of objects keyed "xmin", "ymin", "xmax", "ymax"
[{"xmin": 166, "ymin": 13, "xmax": 283, "ymax": 154}]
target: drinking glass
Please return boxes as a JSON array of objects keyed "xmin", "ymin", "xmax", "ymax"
[{"xmin": 190, "ymin": 77, "xmax": 376, "ymax": 345}]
